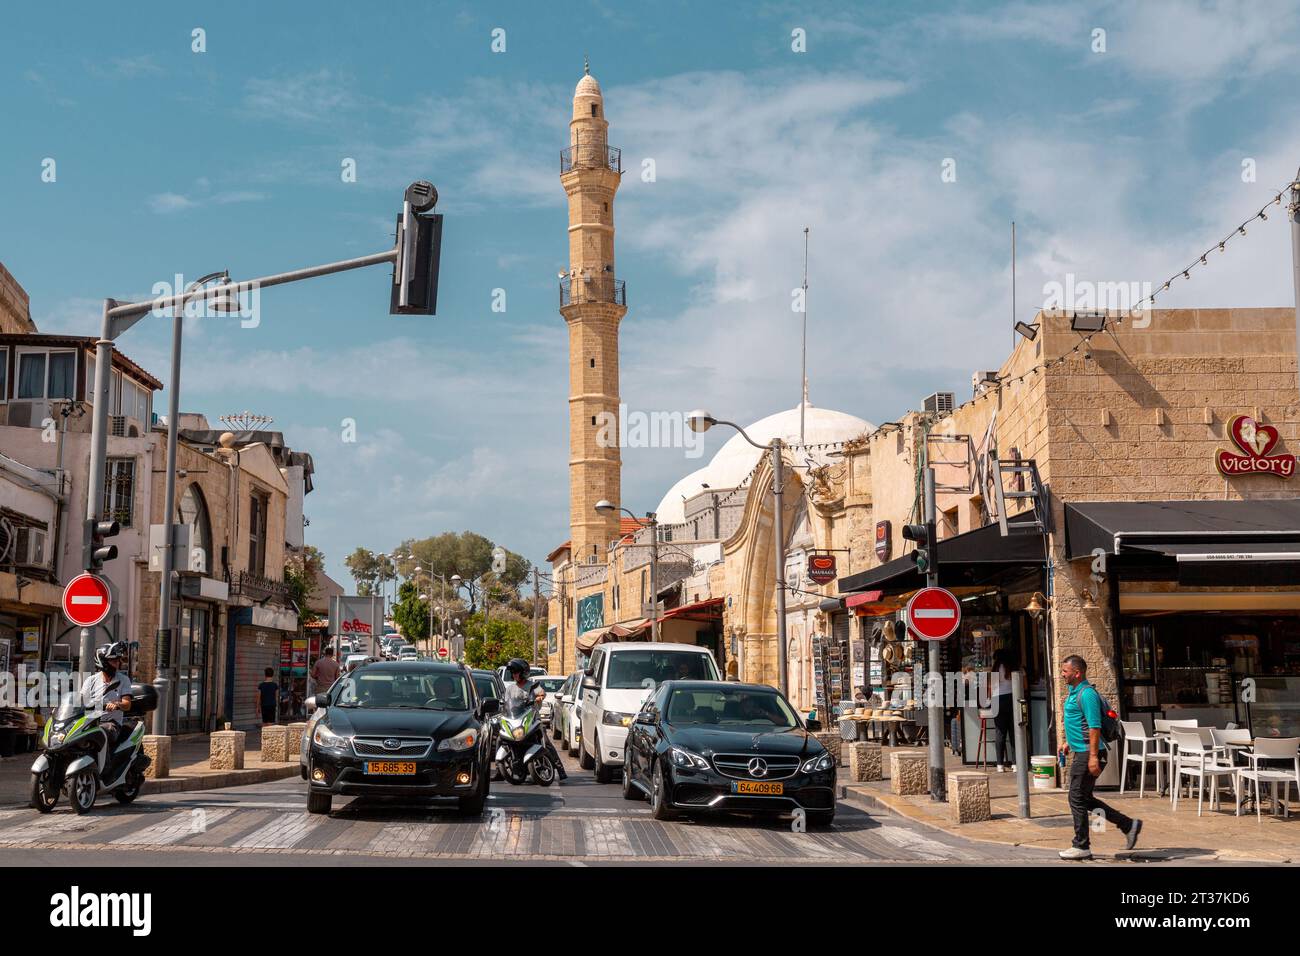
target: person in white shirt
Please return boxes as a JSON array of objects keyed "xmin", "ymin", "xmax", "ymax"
[
  {"xmin": 990, "ymin": 649, "xmax": 1017, "ymax": 772},
  {"xmin": 79, "ymin": 642, "xmax": 133, "ymax": 749}
]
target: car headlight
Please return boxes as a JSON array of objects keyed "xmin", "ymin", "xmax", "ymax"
[
  {"xmin": 801, "ymin": 751, "xmax": 835, "ymax": 773},
  {"xmin": 313, "ymin": 724, "xmax": 349, "ymax": 749},
  {"xmin": 436, "ymin": 729, "xmax": 477, "ymax": 752},
  {"xmin": 602, "ymin": 711, "xmax": 634, "ymax": 727},
  {"xmin": 669, "ymin": 746, "xmax": 710, "ymax": 771}
]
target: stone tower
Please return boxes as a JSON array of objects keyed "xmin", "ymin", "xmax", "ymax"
[{"xmin": 561, "ymin": 64, "xmax": 625, "ymax": 565}]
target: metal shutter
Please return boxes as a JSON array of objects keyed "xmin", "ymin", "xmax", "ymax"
[{"xmin": 233, "ymin": 628, "xmax": 280, "ymax": 727}]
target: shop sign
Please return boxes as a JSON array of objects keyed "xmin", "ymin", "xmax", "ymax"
[
  {"xmin": 292, "ymin": 638, "xmax": 308, "ymax": 676},
  {"xmin": 807, "ymin": 554, "xmax": 837, "ymax": 584},
  {"xmin": 1216, "ymin": 415, "xmax": 1296, "ymax": 478},
  {"xmin": 21, "ymin": 627, "xmax": 40, "ymax": 652},
  {"xmin": 547, "ymin": 626, "xmax": 557, "ymax": 655},
  {"xmin": 875, "ymin": 521, "xmax": 891, "ymax": 561}
]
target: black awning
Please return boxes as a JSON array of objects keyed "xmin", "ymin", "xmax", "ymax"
[
  {"xmin": 1064, "ymin": 499, "xmax": 1300, "ymax": 559},
  {"xmin": 838, "ymin": 517, "xmax": 1046, "ymax": 594}
]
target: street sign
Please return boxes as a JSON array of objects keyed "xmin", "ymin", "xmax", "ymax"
[
  {"xmin": 905, "ymin": 586, "xmax": 961, "ymax": 642},
  {"xmin": 63, "ymin": 573, "xmax": 112, "ymax": 628},
  {"xmin": 436, "ymin": 646, "xmax": 448, "ymax": 660},
  {"xmin": 807, "ymin": 553, "xmax": 837, "ymax": 584}
]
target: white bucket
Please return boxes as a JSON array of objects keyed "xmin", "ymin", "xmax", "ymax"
[{"xmin": 1030, "ymin": 755, "xmax": 1057, "ymax": 789}]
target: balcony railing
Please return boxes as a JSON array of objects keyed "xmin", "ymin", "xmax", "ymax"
[
  {"xmin": 232, "ymin": 570, "xmax": 291, "ymax": 606},
  {"xmin": 560, "ymin": 275, "xmax": 626, "ymax": 308},
  {"xmin": 561, "ymin": 144, "xmax": 621, "ymax": 174}
]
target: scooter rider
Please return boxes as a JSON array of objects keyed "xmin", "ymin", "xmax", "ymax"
[
  {"xmin": 79, "ymin": 642, "xmax": 133, "ymax": 750},
  {"xmin": 503, "ymin": 658, "xmax": 566, "ymax": 780}
]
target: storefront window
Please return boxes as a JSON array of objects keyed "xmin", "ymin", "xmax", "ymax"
[{"xmin": 175, "ymin": 606, "xmax": 209, "ymax": 731}]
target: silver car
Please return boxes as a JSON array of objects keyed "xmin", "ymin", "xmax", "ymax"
[{"xmin": 552, "ymin": 671, "xmax": 584, "ymax": 756}]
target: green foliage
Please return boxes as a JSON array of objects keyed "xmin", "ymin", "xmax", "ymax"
[
  {"xmin": 462, "ymin": 613, "xmax": 537, "ymax": 669},
  {"xmin": 344, "ymin": 547, "xmax": 393, "ymax": 596},
  {"xmin": 394, "ymin": 532, "xmax": 531, "ymax": 590},
  {"xmin": 284, "ymin": 545, "xmax": 325, "ymax": 617},
  {"xmin": 392, "ymin": 580, "xmax": 432, "ymax": 641}
]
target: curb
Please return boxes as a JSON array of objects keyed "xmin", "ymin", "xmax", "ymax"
[
  {"xmin": 839, "ymin": 785, "xmax": 1289, "ymax": 865},
  {"xmin": 142, "ymin": 763, "xmax": 300, "ymax": 795}
]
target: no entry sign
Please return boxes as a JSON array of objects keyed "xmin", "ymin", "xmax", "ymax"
[
  {"xmin": 436, "ymin": 646, "xmax": 448, "ymax": 659},
  {"xmin": 63, "ymin": 573, "xmax": 112, "ymax": 628},
  {"xmin": 905, "ymin": 586, "xmax": 961, "ymax": 641}
]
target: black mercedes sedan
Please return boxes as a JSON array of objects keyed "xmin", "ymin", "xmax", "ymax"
[
  {"xmin": 304, "ymin": 660, "xmax": 498, "ymax": 815},
  {"xmin": 621, "ymin": 681, "xmax": 836, "ymax": 827}
]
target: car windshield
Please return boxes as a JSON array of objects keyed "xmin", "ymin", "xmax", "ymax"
[
  {"xmin": 334, "ymin": 671, "xmax": 469, "ymax": 710},
  {"xmin": 605, "ymin": 650, "xmax": 717, "ymax": 689},
  {"xmin": 536, "ymin": 678, "xmax": 565, "ymax": 693},
  {"xmin": 665, "ymin": 687, "xmax": 799, "ymax": 730}
]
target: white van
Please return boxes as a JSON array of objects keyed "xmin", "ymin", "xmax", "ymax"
[{"xmin": 579, "ymin": 642, "xmax": 720, "ymax": 782}]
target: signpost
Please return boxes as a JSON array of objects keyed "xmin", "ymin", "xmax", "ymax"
[
  {"xmin": 436, "ymin": 646, "xmax": 448, "ymax": 660},
  {"xmin": 63, "ymin": 573, "xmax": 112, "ymax": 628},
  {"xmin": 905, "ymin": 586, "xmax": 962, "ymax": 642}
]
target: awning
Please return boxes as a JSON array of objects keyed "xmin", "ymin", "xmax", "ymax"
[
  {"xmin": 576, "ymin": 618, "xmax": 654, "ymax": 652},
  {"xmin": 839, "ymin": 516, "xmax": 1046, "ymax": 594},
  {"xmin": 1064, "ymin": 499, "xmax": 1300, "ymax": 560},
  {"xmin": 660, "ymin": 597, "xmax": 724, "ymax": 622},
  {"xmin": 844, "ymin": 591, "xmax": 883, "ymax": 608}
]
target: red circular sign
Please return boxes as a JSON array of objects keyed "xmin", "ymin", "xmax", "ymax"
[
  {"xmin": 436, "ymin": 646, "xmax": 448, "ymax": 659},
  {"xmin": 63, "ymin": 573, "xmax": 112, "ymax": 628},
  {"xmin": 905, "ymin": 586, "xmax": 961, "ymax": 641}
]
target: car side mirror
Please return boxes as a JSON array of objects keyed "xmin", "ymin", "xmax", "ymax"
[
  {"xmin": 313, "ymin": 694, "xmax": 331, "ymax": 710},
  {"xmin": 635, "ymin": 712, "xmax": 656, "ymax": 725},
  {"xmin": 805, "ymin": 718, "xmax": 822, "ymax": 732},
  {"xmin": 581, "ymin": 679, "xmax": 598, "ymax": 692},
  {"xmin": 480, "ymin": 698, "xmax": 500, "ymax": 716}
]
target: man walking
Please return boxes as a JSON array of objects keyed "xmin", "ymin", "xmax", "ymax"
[
  {"xmin": 311, "ymin": 647, "xmax": 341, "ymax": 695},
  {"xmin": 1059, "ymin": 655, "xmax": 1141, "ymax": 860}
]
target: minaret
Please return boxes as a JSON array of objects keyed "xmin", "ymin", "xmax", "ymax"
[{"xmin": 561, "ymin": 62, "xmax": 625, "ymax": 565}]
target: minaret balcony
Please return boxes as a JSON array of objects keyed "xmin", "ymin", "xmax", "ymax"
[
  {"xmin": 560, "ymin": 275, "xmax": 626, "ymax": 307},
  {"xmin": 561, "ymin": 145, "xmax": 622, "ymax": 174}
]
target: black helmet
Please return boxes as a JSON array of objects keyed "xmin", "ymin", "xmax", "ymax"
[
  {"xmin": 506, "ymin": 658, "xmax": 529, "ymax": 677},
  {"xmin": 95, "ymin": 641, "xmax": 128, "ymax": 672}
]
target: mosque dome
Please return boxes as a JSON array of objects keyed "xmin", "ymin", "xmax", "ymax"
[
  {"xmin": 575, "ymin": 73, "xmax": 601, "ymax": 97},
  {"xmin": 654, "ymin": 402, "xmax": 874, "ymax": 524}
]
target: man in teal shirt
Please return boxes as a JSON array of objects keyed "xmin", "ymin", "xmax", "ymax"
[{"xmin": 1059, "ymin": 655, "xmax": 1141, "ymax": 859}]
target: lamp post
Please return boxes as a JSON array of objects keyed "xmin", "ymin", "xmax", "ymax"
[
  {"xmin": 595, "ymin": 500, "xmax": 659, "ymax": 642},
  {"xmin": 155, "ymin": 271, "xmax": 242, "ymax": 736},
  {"xmin": 687, "ymin": 410, "xmax": 789, "ymax": 697}
]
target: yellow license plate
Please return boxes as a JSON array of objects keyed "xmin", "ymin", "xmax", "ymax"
[
  {"xmin": 364, "ymin": 761, "xmax": 416, "ymax": 775},
  {"xmin": 733, "ymin": 780, "xmax": 783, "ymax": 795}
]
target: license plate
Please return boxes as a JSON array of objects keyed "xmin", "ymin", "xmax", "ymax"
[
  {"xmin": 364, "ymin": 761, "xmax": 416, "ymax": 775},
  {"xmin": 733, "ymin": 780, "xmax": 783, "ymax": 795}
]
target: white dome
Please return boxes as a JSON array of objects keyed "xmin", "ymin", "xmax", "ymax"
[{"xmin": 654, "ymin": 402, "xmax": 873, "ymax": 524}]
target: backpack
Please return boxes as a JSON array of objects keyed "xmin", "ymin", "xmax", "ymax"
[{"xmin": 1078, "ymin": 684, "xmax": 1121, "ymax": 744}]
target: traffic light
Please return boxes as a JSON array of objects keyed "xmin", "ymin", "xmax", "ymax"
[
  {"xmin": 390, "ymin": 181, "xmax": 443, "ymax": 315},
  {"xmin": 901, "ymin": 522, "xmax": 935, "ymax": 575},
  {"xmin": 84, "ymin": 518, "xmax": 121, "ymax": 571}
]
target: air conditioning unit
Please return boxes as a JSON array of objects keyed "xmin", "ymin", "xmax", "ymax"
[
  {"xmin": 110, "ymin": 416, "xmax": 126, "ymax": 437},
  {"xmin": 923, "ymin": 391, "xmax": 955, "ymax": 417},
  {"xmin": 13, "ymin": 526, "xmax": 48, "ymax": 568},
  {"xmin": 972, "ymin": 371, "xmax": 1000, "ymax": 396}
]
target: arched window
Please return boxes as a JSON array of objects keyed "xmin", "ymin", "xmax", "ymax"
[{"xmin": 178, "ymin": 484, "xmax": 213, "ymax": 575}]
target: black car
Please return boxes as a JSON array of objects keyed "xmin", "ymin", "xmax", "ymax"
[
  {"xmin": 304, "ymin": 660, "xmax": 499, "ymax": 815},
  {"xmin": 622, "ymin": 681, "xmax": 836, "ymax": 827}
]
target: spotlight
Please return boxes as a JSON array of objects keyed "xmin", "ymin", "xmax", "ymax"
[
  {"xmin": 1069, "ymin": 312, "xmax": 1106, "ymax": 333},
  {"xmin": 1014, "ymin": 321, "xmax": 1039, "ymax": 341}
]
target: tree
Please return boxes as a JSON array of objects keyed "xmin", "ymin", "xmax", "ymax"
[
  {"xmin": 463, "ymin": 613, "xmax": 535, "ymax": 669},
  {"xmin": 344, "ymin": 547, "xmax": 394, "ymax": 596},
  {"xmin": 392, "ymin": 580, "xmax": 432, "ymax": 642},
  {"xmin": 394, "ymin": 531, "xmax": 531, "ymax": 590},
  {"xmin": 284, "ymin": 545, "xmax": 325, "ymax": 615}
]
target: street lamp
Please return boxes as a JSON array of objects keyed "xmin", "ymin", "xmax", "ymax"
[
  {"xmin": 687, "ymin": 409, "xmax": 790, "ymax": 697},
  {"xmin": 154, "ymin": 270, "xmax": 243, "ymax": 736},
  {"xmin": 595, "ymin": 500, "xmax": 660, "ymax": 642}
]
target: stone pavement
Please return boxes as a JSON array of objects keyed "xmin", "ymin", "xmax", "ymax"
[
  {"xmin": 0, "ymin": 727, "xmax": 300, "ymax": 808},
  {"xmin": 840, "ymin": 743, "xmax": 1300, "ymax": 864}
]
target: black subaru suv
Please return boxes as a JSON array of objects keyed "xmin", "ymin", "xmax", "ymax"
[{"xmin": 304, "ymin": 660, "xmax": 499, "ymax": 815}]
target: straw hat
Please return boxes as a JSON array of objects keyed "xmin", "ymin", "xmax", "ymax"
[{"xmin": 882, "ymin": 621, "xmax": 898, "ymax": 642}]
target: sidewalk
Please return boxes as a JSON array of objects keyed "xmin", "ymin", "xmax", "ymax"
[
  {"xmin": 840, "ymin": 744, "xmax": 1299, "ymax": 864},
  {"xmin": 0, "ymin": 727, "xmax": 300, "ymax": 808}
]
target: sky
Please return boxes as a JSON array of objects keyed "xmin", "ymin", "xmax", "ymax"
[{"xmin": 5, "ymin": 0, "xmax": 1300, "ymax": 591}]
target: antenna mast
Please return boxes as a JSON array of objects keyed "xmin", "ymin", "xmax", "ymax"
[{"xmin": 800, "ymin": 226, "xmax": 809, "ymax": 446}]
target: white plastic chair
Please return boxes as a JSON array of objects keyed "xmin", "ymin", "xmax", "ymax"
[
  {"xmin": 1153, "ymin": 718, "xmax": 1198, "ymax": 794},
  {"xmin": 1119, "ymin": 720, "xmax": 1168, "ymax": 797},
  {"xmin": 1170, "ymin": 730, "xmax": 1236, "ymax": 816},
  {"xmin": 1210, "ymin": 728, "xmax": 1252, "ymax": 767},
  {"xmin": 1236, "ymin": 737, "xmax": 1300, "ymax": 821}
]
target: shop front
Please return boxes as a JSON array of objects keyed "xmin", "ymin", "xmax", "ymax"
[
  {"xmin": 225, "ymin": 604, "xmax": 299, "ymax": 729},
  {"xmin": 1067, "ymin": 499, "xmax": 1300, "ymax": 739},
  {"xmin": 0, "ymin": 577, "xmax": 61, "ymax": 755}
]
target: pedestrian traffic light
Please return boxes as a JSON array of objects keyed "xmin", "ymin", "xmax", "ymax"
[
  {"xmin": 390, "ymin": 181, "xmax": 443, "ymax": 316},
  {"xmin": 84, "ymin": 518, "xmax": 121, "ymax": 571},
  {"xmin": 901, "ymin": 522, "xmax": 934, "ymax": 575}
]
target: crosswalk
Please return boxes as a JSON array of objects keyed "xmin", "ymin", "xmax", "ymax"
[{"xmin": 0, "ymin": 796, "xmax": 996, "ymax": 862}]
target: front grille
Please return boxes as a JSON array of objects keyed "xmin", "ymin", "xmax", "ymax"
[
  {"xmin": 711, "ymin": 753, "xmax": 801, "ymax": 781},
  {"xmin": 351, "ymin": 737, "xmax": 432, "ymax": 758}
]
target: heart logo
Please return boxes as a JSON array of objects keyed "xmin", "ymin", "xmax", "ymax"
[{"xmin": 1228, "ymin": 416, "xmax": 1279, "ymax": 459}]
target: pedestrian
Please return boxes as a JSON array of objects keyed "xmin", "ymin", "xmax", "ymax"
[
  {"xmin": 312, "ymin": 647, "xmax": 341, "ymax": 693},
  {"xmin": 1059, "ymin": 654, "xmax": 1141, "ymax": 859},
  {"xmin": 256, "ymin": 668, "xmax": 279, "ymax": 726},
  {"xmin": 990, "ymin": 649, "xmax": 1018, "ymax": 772}
]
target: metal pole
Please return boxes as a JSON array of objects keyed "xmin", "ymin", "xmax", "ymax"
[
  {"xmin": 153, "ymin": 295, "xmax": 186, "ymax": 738},
  {"xmin": 532, "ymin": 567, "xmax": 540, "ymax": 664},
  {"xmin": 649, "ymin": 513, "xmax": 660, "ymax": 642},
  {"xmin": 1289, "ymin": 171, "xmax": 1300, "ymax": 393},
  {"xmin": 81, "ymin": 301, "xmax": 116, "ymax": 670},
  {"xmin": 771, "ymin": 439, "xmax": 788, "ymax": 697},
  {"xmin": 1012, "ymin": 669, "xmax": 1030, "ymax": 818},
  {"xmin": 924, "ymin": 466, "xmax": 945, "ymax": 801}
]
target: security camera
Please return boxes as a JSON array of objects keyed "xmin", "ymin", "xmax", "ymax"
[{"xmin": 404, "ymin": 180, "xmax": 438, "ymax": 212}]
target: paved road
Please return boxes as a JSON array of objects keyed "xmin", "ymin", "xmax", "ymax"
[{"xmin": 0, "ymin": 752, "xmax": 1054, "ymax": 865}]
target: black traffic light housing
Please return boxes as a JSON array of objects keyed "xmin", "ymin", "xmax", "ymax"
[
  {"xmin": 390, "ymin": 181, "xmax": 443, "ymax": 315},
  {"xmin": 901, "ymin": 522, "xmax": 936, "ymax": 576},
  {"xmin": 84, "ymin": 518, "xmax": 121, "ymax": 571}
]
